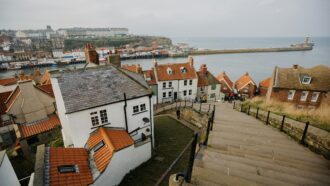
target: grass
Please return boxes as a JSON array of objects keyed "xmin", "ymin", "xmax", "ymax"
[
  {"xmin": 243, "ymin": 97, "xmax": 330, "ymax": 131},
  {"xmin": 119, "ymin": 116, "xmax": 194, "ymax": 186}
]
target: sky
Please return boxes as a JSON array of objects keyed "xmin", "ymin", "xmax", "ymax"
[{"xmin": 0, "ymin": 0, "xmax": 329, "ymax": 38}]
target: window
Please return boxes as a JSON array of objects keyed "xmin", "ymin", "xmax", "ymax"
[
  {"xmin": 210, "ymin": 93, "xmax": 215, "ymax": 98},
  {"xmin": 133, "ymin": 105, "xmax": 139, "ymax": 113},
  {"xmin": 163, "ymin": 92, "xmax": 166, "ymax": 98},
  {"xmin": 211, "ymin": 84, "xmax": 216, "ymax": 90},
  {"xmin": 311, "ymin": 92, "xmax": 320, "ymax": 102},
  {"xmin": 58, "ymin": 165, "xmax": 77, "ymax": 173},
  {"xmin": 300, "ymin": 91, "xmax": 308, "ymax": 101},
  {"xmin": 183, "ymin": 90, "xmax": 187, "ymax": 96},
  {"xmin": 93, "ymin": 141, "xmax": 105, "ymax": 152},
  {"xmin": 169, "ymin": 82, "xmax": 172, "ymax": 88},
  {"xmin": 169, "ymin": 91, "xmax": 172, "ymax": 97},
  {"xmin": 91, "ymin": 116, "xmax": 99, "ymax": 126},
  {"xmin": 167, "ymin": 67, "xmax": 172, "ymax": 75},
  {"xmin": 189, "ymin": 89, "xmax": 192, "ymax": 95},
  {"xmin": 189, "ymin": 80, "xmax": 193, "ymax": 85},
  {"xmin": 100, "ymin": 110, "xmax": 108, "ymax": 124},
  {"xmin": 184, "ymin": 80, "xmax": 187, "ymax": 86},
  {"xmin": 140, "ymin": 104, "xmax": 146, "ymax": 111},
  {"xmin": 288, "ymin": 90, "xmax": 295, "ymax": 100},
  {"xmin": 163, "ymin": 82, "xmax": 166, "ymax": 88},
  {"xmin": 302, "ymin": 76, "xmax": 312, "ymax": 84},
  {"xmin": 180, "ymin": 67, "xmax": 187, "ymax": 73}
]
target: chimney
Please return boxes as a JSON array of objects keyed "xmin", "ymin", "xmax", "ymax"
[
  {"xmin": 245, "ymin": 72, "xmax": 249, "ymax": 76},
  {"xmin": 137, "ymin": 64, "xmax": 142, "ymax": 74},
  {"xmin": 85, "ymin": 43, "xmax": 99, "ymax": 65},
  {"xmin": 188, "ymin": 56, "xmax": 194, "ymax": 67},
  {"xmin": 108, "ymin": 51, "xmax": 121, "ymax": 67},
  {"xmin": 153, "ymin": 59, "xmax": 158, "ymax": 68},
  {"xmin": 18, "ymin": 80, "xmax": 47, "ymax": 123},
  {"xmin": 293, "ymin": 64, "xmax": 299, "ymax": 69},
  {"xmin": 200, "ymin": 64, "xmax": 207, "ymax": 75}
]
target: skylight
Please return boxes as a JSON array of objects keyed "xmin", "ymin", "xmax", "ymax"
[
  {"xmin": 301, "ymin": 75, "xmax": 312, "ymax": 84},
  {"xmin": 93, "ymin": 140, "xmax": 105, "ymax": 152},
  {"xmin": 57, "ymin": 165, "xmax": 78, "ymax": 173}
]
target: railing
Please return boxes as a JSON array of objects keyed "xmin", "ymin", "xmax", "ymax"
[
  {"xmin": 154, "ymin": 101, "xmax": 216, "ymax": 185},
  {"xmin": 233, "ymin": 101, "xmax": 330, "ymax": 159},
  {"xmin": 154, "ymin": 99, "xmax": 216, "ymax": 115}
]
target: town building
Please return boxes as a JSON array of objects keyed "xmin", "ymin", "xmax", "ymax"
[
  {"xmin": 153, "ymin": 57, "xmax": 198, "ymax": 103},
  {"xmin": 259, "ymin": 77, "xmax": 271, "ymax": 96},
  {"xmin": 234, "ymin": 72, "xmax": 257, "ymax": 98},
  {"xmin": 50, "ymin": 65, "xmax": 154, "ymax": 148},
  {"xmin": 0, "ymin": 150, "xmax": 20, "ymax": 186},
  {"xmin": 196, "ymin": 64, "xmax": 221, "ymax": 101},
  {"xmin": 266, "ymin": 65, "xmax": 330, "ymax": 108},
  {"xmin": 216, "ymin": 71, "xmax": 234, "ymax": 94}
]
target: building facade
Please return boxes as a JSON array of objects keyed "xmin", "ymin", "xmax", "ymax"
[
  {"xmin": 196, "ymin": 64, "xmax": 221, "ymax": 101},
  {"xmin": 235, "ymin": 72, "xmax": 257, "ymax": 98}
]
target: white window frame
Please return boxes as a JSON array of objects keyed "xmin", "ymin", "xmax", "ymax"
[
  {"xmin": 189, "ymin": 79, "xmax": 193, "ymax": 85},
  {"xmin": 301, "ymin": 76, "xmax": 312, "ymax": 84},
  {"xmin": 288, "ymin": 90, "xmax": 295, "ymax": 100},
  {"xmin": 184, "ymin": 80, "xmax": 187, "ymax": 86},
  {"xmin": 163, "ymin": 92, "xmax": 166, "ymax": 98},
  {"xmin": 162, "ymin": 82, "xmax": 166, "ymax": 88},
  {"xmin": 311, "ymin": 92, "xmax": 320, "ymax": 102},
  {"xmin": 300, "ymin": 91, "xmax": 309, "ymax": 101},
  {"xmin": 140, "ymin": 104, "xmax": 146, "ymax": 111},
  {"xmin": 183, "ymin": 90, "xmax": 187, "ymax": 96},
  {"xmin": 188, "ymin": 89, "xmax": 192, "ymax": 95},
  {"xmin": 133, "ymin": 105, "xmax": 139, "ymax": 113},
  {"xmin": 169, "ymin": 82, "xmax": 172, "ymax": 88},
  {"xmin": 168, "ymin": 91, "xmax": 172, "ymax": 97},
  {"xmin": 100, "ymin": 109, "xmax": 108, "ymax": 124}
]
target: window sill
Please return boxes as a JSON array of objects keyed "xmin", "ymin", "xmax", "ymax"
[
  {"xmin": 90, "ymin": 123, "xmax": 111, "ymax": 130},
  {"xmin": 133, "ymin": 110, "xmax": 148, "ymax": 115}
]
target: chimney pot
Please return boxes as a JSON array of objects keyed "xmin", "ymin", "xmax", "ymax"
[{"xmin": 293, "ymin": 64, "xmax": 299, "ymax": 69}]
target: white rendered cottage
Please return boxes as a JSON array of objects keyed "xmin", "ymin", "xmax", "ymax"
[
  {"xmin": 196, "ymin": 64, "xmax": 221, "ymax": 101},
  {"xmin": 153, "ymin": 57, "xmax": 198, "ymax": 103},
  {"xmin": 50, "ymin": 65, "xmax": 154, "ymax": 148}
]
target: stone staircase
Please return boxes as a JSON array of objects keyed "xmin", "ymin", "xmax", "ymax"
[{"xmin": 186, "ymin": 102, "xmax": 330, "ymax": 186}]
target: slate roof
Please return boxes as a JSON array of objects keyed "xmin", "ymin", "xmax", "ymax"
[
  {"xmin": 54, "ymin": 66, "xmax": 151, "ymax": 114},
  {"xmin": 86, "ymin": 127, "xmax": 133, "ymax": 173},
  {"xmin": 273, "ymin": 65, "xmax": 330, "ymax": 91}
]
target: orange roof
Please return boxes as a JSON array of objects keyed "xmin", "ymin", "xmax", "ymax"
[
  {"xmin": 40, "ymin": 70, "xmax": 51, "ymax": 85},
  {"xmin": 37, "ymin": 84, "xmax": 54, "ymax": 97},
  {"xmin": 122, "ymin": 64, "xmax": 143, "ymax": 74},
  {"xmin": 235, "ymin": 72, "xmax": 256, "ymax": 91},
  {"xmin": 0, "ymin": 91, "xmax": 12, "ymax": 115},
  {"xmin": 19, "ymin": 114, "xmax": 61, "ymax": 138},
  {"xmin": 48, "ymin": 147, "xmax": 93, "ymax": 186},
  {"xmin": 216, "ymin": 72, "xmax": 233, "ymax": 91},
  {"xmin": 259, "ymin": 77, "xmax": 271, "ymax": 88},
  {"xmin": 87, "ymin": 128, "xmax": 133, "ymax": 173},
  {"xmin": 0, "ymin": 77, "xmax": 17, "ymax": 86},
  {"xmin": 197, "ymin": 65, "xmax": 220, "ymax": 87},
  {"xmin": 155, "ymin": 62, "xmax": 197, "ymax": 81},
  {"xmin": 143, "ymin": 69, "xmax": 157, "ymax": 85}
]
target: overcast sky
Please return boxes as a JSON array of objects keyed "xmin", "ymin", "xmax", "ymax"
[{"xmin": 0, "ymin": 0, "xmax": 329, "ymax": 37}]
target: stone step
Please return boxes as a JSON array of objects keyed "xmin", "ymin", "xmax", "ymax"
[
  {"xmin": 209, "ymin": 132, "xmax": 322, "ymax": 160},
  {"xmin": 192, "ymin": 165, "xmax": 261, "ymax": 186},
  {"xmin": 194, "ymin": 159, "xmax": 297, "ymax": 186},
  {"xmin": 200, "ymin": 151, "xmax": 330, "ymax": 186},
  {"xmin": 205, "ymin": 147, "xmax": 330, "ymax": 177},
  {"xmin": 208, "ymin": 138, "xmax": 329, "ymax": 168}
]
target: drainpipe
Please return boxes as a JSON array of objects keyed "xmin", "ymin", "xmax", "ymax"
[
  {"xmin": 123, "ymin": 93, "xmax": 128, "ymax": 132},
  {"xmin": 149, "ymin": 94, "xmax": 154, "ymax": 149}
]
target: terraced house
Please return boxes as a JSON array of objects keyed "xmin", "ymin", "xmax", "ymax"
[
  {"xmin": 153, "ymin": 57, "xmax": 198, "ymax": 103},
  {"xmin": 196, "ymin": 64, "xmax": 221, "ymax": 101},
  {"xmin": 266, "ymin": 65, "xmax": 330, "ymax": 108}
]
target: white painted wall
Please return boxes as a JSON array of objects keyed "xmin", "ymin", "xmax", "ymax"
[
  {"xmin": 0, "ymin": 152, "xmax": 20, "ymax": 186},
  {"xmin": 93, "ymin": 141, "xmax": 152, "ymax": 186},
  {"xmin": 197, "ymin": 84, "xmax": 221, "ymax": 101}
]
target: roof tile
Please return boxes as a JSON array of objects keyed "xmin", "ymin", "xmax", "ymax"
[{"xmin": 155, "ymin": 62, "xmax": 197, "ymax": 81}]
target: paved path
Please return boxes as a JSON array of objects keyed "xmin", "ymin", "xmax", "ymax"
[{"xmin": 187, "ymin": 102, "xmax": 330, "ymax": 186}]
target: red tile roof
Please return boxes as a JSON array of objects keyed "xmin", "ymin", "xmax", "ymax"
[
  {"xmin": 48, "ymin": 147, "xmax": 93, "ymax": 186},
  {"xmin": 36, "ymin": 84, "xmax": 54, "ymax": 97},
  {"xmin": 122, "ymin": 64, "xmax": 143, "ymax": 74},
  {"xmin": 143, "ymin": 69, "xmax": 157, "ymax": 85},
  {"xmin": 155, "ymin": 62, "xmax": 197, "ymax": 81},
  {"xmin": 235, "ymin": 72, "xmax": 256, "ymax": 91},
  {"xmin": 40, "ymin": 70, "xmax": 51, "ymax": 85},
  {"xmin": 5, "ymin": 86, "xmax": 20, "ymax": 111},
  {"xmin": 197, "ymin": 65, "xmax": 220, "ymax": 87},
  {"xmin": 19, "ymin": 114, "xmax": 61, "ymax": 138},
  {"xmin": 259, "ymin": 77, "xmax": 271, "ymax": 88},
  {"xmin": 87, "ymin": 128, "xmax": 133, "ymax": 173},
  {"xmin": 0, "ymin": 77, "xmax": 17, "ymax": 86},
  {"xmin": 0, "ymin": 91, "xmax": 12, "ymax": 115},
  {"xmin": 216, "ymin": 72, "xmax": 233, "ymax": 91}
]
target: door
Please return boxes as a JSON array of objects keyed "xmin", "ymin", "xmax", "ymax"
[{"xmin": 174, "ymin": 92, "xmax": 177, "ymax": 100}]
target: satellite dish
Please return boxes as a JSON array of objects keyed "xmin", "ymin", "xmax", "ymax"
[{"xmin": 142, "ymin": 117, "xmax": 150, "ymax": 123}]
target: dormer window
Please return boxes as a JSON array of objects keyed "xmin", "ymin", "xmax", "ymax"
[
  {"xmin": 167, "ymin": 68, "xmax": 172, "ymax": 75},
  {"xmin": 93, "ymin": 140, "xmax": 105, "ymax": 152},
  {"xmin": 58, "ymin": 165, "xmax": 78, "ymax": 173},
  {"xmin": 180, "ymin": 67, "xmax": 187, "ymax": 73},
  {"xmin": 301, "ymin": 75, "xmax": 312, "ymax": 84}
]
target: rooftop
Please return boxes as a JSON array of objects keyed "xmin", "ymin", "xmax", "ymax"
[
  {"xmin": 235, "ymin": 72, "xmax": 256, "ymax": 91},
  {"xmin": 259, "ymin": 77, "xmax": 271, "ymax": 88},
  {"xmin": 196, "ymin": 64, "xmax": 220, "ymax": 87},
  {"xmin": 155, "ymin": 62, "xmax": 197, "ymax": 81},
  {"xmin": 52, "ymin": 65, "xmax": 151, "ymax": 114},
  {"xmin": 216, "ymin": 72, "xmax": 233, "ymax": 90}
]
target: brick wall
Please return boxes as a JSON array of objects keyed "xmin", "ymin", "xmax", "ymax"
[{"xmin": 270, "ymin": 88, "xmax": 324, "ymax": 108}]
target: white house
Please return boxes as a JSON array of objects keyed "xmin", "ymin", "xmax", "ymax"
[
  {"xmin": 196, "ymin": 64, "xmax": 221, "ymax": 101},
  {"xmin": 153, "ymin": 57, "xmax": 198, "ymax": 103},
  {"xmin": 0, "ymin": 150, "xmax": 20, "ymax": 186},
  {"xmin": 50, "ymin": 65, "xmax": 154, "ymax": 148}
]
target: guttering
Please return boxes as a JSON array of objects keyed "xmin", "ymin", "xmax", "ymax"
[
  {"xmin": 148, "ymin": 94, "xmax": 154, "ymax": 149},
  {"xmin": 123, "ymin": 93, "xmax": 128, "ymax": 132}
]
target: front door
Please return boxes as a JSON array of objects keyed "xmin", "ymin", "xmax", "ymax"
[{"xmin": 174, "ymin": 92, "xmax": 177, "ymax": 100}]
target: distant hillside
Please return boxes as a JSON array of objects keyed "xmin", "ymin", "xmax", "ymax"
[{"xmin": 64, "ymin": 35, "xmax": 172, "ymax": 50}]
